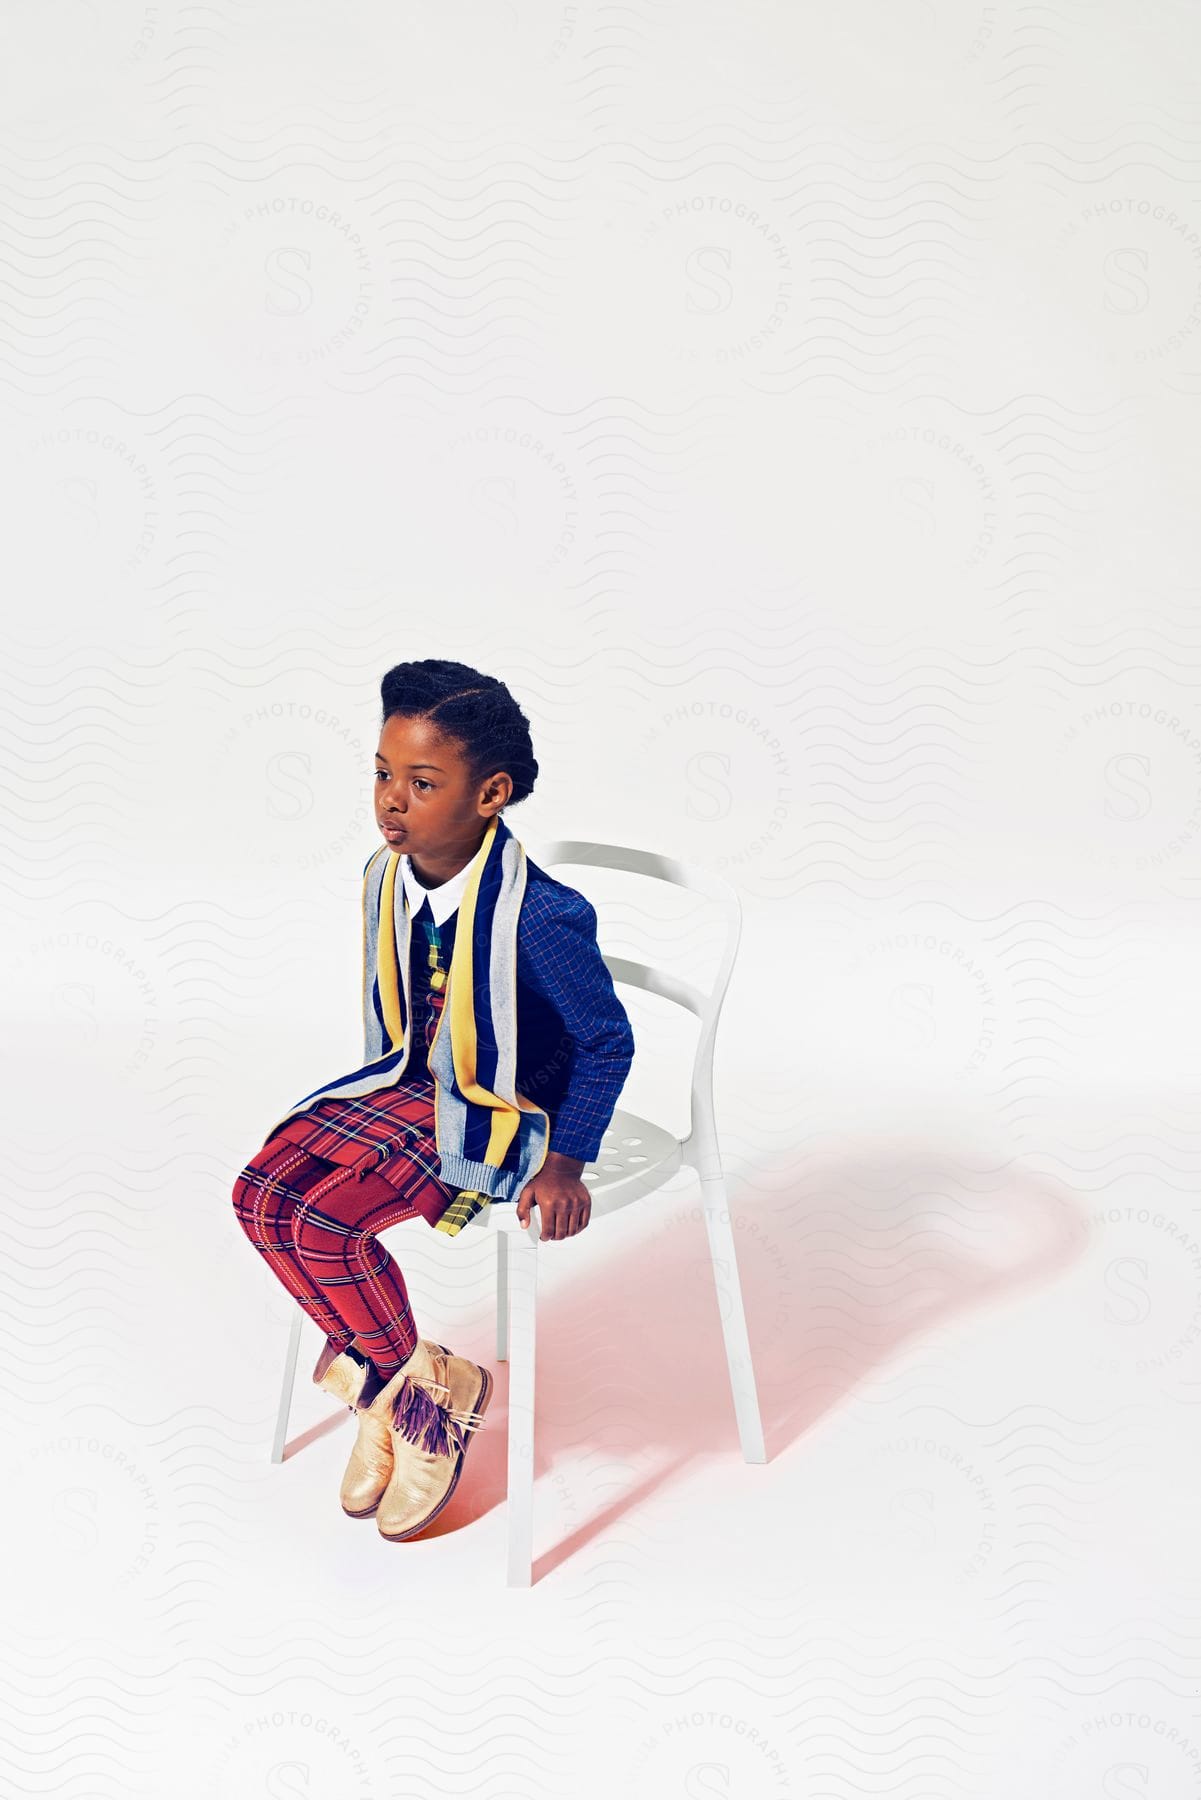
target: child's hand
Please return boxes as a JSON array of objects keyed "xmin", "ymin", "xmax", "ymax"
[{"xmin": 515, "ymin": 1152, "xmax": 591, "ymax": 1240}]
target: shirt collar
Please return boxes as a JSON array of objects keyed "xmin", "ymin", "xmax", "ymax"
[{"xmin": 399, "ymin": 852, "xmax": 471, "ymax": 927}]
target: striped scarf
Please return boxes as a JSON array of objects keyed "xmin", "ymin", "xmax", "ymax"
[{"xmin": 267, "ymin": 812, "xmax": 551, "ymax": 1203}]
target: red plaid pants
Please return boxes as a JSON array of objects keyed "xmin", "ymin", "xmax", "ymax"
[{"xmin": 231, "ymin": 990, "xmax": 460, "ymax": 1377}]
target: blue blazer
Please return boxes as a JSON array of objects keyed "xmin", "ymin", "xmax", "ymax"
[{"xmin": 506, "ymin": 858, "xmax": 635, "ymax": 1163}]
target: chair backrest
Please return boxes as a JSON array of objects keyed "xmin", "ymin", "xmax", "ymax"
[{"xmin": 526, "ymin": 838, "xmax": 742, "ymax": 1123}]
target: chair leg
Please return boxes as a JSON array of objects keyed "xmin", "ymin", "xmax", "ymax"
[
  {"xmin": 505, "ymin": 1226, "xmax": 537, "ymax": 1586},
  {"xmin": 271, "ymin": 1307, "xmax": 304, "ymax": 1463},
  {"xmin": 496, "ymin": 1227, "xmax": 510, "ymax": 1362},
  {"xmin": 696, "ymin": 1164, "xmax": 767, "ymax": 1464}
]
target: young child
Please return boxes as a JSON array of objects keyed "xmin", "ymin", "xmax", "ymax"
[{"xmin": 232, "ymin": 658, "xmax": 635, "ymax": 1543}]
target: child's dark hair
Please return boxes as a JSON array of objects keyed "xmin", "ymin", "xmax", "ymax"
[{"xmin": 378, "ymin": 658, "xmax": 539, "ymax": 809}]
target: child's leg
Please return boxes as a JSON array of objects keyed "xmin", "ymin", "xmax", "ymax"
[
  {"xmin": 290, "ymin": 1153, "xmax": 453, "ymax": 1378},
  {"xmin": 231, "ymin": 1135, "xmax": 421, "ymax": 1355}
]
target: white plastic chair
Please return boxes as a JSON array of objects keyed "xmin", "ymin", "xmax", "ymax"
[{"xmin": 270, "ymin": 839, "xmax": 766, "ymax": 1585}]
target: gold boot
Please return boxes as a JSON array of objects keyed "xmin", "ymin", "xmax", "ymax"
[
  {"xmin": 338, "ymin": 1383, "xmax": 397, "ymax": 1518},
  {"xmin": 312, "ymin": 1336, "xmax": 375, "ymax": 1408},
  {"xmin": 312, "ymin": 1337, "xmax": 394, "ymax": 1516},
  {"xmin": 375, "ymin": 1340, "xmax": 492, "ymax": 1542},
  {"xmin": 336, "ymin": 1339, "xmax": 455, "ymax": 1519}
]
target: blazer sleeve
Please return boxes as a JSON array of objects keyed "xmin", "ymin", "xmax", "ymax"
[{"xmin": 517, "ymin": 889, "xmax": 635, "ymax": 1164}]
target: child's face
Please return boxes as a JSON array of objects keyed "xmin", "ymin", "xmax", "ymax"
[{"xmin": 374, "ymin": 712, "xmax": 511, "ymax": 874}]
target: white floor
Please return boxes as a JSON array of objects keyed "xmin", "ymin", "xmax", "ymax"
[{"xmin": 14, "ymin": 1096, "xmax": 1199, "ymax": 1799}]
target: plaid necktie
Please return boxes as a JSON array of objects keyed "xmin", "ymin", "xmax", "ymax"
[{"xmin": 434, "ymin": 1188, "xmax": 492, "ymax": 1235}]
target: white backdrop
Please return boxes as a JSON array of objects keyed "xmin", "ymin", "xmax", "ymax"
[{"xmin": 4, "ymin": 5, "xmax": 1201, "ymax": 1797}]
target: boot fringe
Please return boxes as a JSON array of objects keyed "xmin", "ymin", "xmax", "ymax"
[{"xmin": 391, "ymin": 1375, "xmax": 462, "ymax": 1456}]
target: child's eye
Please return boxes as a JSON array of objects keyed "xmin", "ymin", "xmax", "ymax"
[{"xmin": 374, "ymin": 771, "xmax": 433, "ymax": 792}]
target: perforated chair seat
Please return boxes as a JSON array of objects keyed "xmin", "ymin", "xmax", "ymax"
[
  {"xmin": 463, "ymin": 1110, "xmax": 682, "ymax": 1225},
  {"xmin": 582, "ymin": 1109, "xmax": 683, "ymax": 1200}
]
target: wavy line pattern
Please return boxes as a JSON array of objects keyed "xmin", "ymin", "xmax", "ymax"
[{"xmin": 3, "ymin": 4, "xmax": 1201, "ymax": 1798}]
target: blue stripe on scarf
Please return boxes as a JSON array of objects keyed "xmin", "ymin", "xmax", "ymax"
[{"xmin": 289, "ymin": 1042, "xmax": 411, "ymax": 1111}]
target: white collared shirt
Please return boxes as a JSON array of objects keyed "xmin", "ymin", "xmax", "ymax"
[{"xmin": 399, "ymin": 851, "xmax": 471, "ymax": 926}]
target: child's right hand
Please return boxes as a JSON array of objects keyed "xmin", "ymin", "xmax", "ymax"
[{"xmin": 515, "ymin": 1162, "xmax": 591, "ymax": 1240}]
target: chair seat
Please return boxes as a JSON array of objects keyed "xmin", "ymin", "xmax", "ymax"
[
  {"xmin": 475, "ymin": 1108, "xmax": 683, "ymax": 1229},
  {"xmin": 581, "ymin": 1108, "xmax": 682, "ymax": 1202}
]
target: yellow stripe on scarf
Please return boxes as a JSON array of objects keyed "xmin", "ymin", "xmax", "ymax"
[
  {"xmin": 376, "ymin": 851, "xmax": 405, "ymax": 1052},
  {"xmin": 429, "ymin": 817, "xmax": 524, "ymax": 1170}
]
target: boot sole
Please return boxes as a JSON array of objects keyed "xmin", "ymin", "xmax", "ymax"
[
  {"xmin": 377, "ymin": 1349, "xmax": 493, "ymax": 1542},
  {"xmin": 342, "ymin": 1498, "xmax": 381, "ymax": 1519}
]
